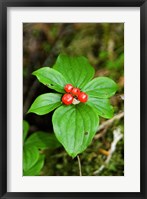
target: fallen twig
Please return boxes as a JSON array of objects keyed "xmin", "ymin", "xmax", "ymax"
[
  {"xmin": 94, "ymin": 112, "xmax": 124, "ymax": 140},
  {"xmin": 93, "ymin": 128, "xmax": 123, "ymax": 175}
]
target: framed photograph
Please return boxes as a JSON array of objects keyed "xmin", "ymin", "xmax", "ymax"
[{"xmin": 0, "ymin": 0, "xmax": 146, "ymax": 198}]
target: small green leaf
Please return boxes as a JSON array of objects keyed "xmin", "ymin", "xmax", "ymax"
[
  {"xmin": 23, "ymin": 120, "xmax": 29, "ymax": 142},
  {"xmin": 33, "ymin": 67, "xmax": 68, "ymax": 93},
  {"xmin": 23, "ymin": 145, "xmax": 39, "ymax": 171},
  {"xmin": 25, "ymin": 131, "xmax": 61, "ymax": 150},
  {"xmin": 28, "ymin": 93, "xmax": 62, "ymax": 115},
  {"xmin": 23, "ymin": 154, "xmax": 45, "ymax": 176},
  {"xmin": 82, "ymin": 77, "xmax": 118, "ymax": 98},
  {"xmin": 52, "ymin": 103, "xmax": 99, "ymax": 158},
  {"xmin": 53, "ymin": 54, "xmax": 95, "ymax": 88},
  {"xmin": 87, "ymin": 96, "xmax": 114, "ymax": 119}
]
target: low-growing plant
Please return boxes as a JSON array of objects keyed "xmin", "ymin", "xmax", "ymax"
[
  {"xmin": 28, "ymin": 54, "xmax": 118, "ymax": 158},
  {"xmin": 23, "ymin": 120, "xmax": 60, "ymax": 176}
]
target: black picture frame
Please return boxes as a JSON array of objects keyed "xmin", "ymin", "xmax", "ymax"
[{"xmin": 0, "ymin": 0, "xmax": 147, "ymax": 198}]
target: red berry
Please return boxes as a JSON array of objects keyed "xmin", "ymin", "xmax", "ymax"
[
  {"xmin": 62, "ymin": 93, "xmax": 73, "ymax": 105},
  {"xmin": 71, "ymin": 88, "xmax": 80, "ymax": 96},
  {"xmin": 64, "ymin": 84, "xmax": 73, "ymax": 93},
  {"xmin": 78, "ymin": 92, "xmax": 88, "ymax": 103}
]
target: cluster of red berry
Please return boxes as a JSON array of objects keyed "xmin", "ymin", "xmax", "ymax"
[{"xmin": 62, "ymin": 84, "xmax": 88, "ymax": 105}]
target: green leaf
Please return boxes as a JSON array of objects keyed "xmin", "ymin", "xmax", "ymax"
[
  {"xmin": 28, "ymin": 93, "xmax": 62, "ymax": 115},
  {"xmin": 53, "ymin": 54, "xmax": 95, "ymax": 88},
  {"xmin": 33, "ymin": 67, "xmax": 68, "ymax": 93},
  {"xmin": 82, "ymin": 77, "xmax": 118, "ymax": 98},
  {"xmin": 23, "ymin": 120, "xmax": 29, "ymax": 142},
  {"xmin": 87, "ymin": 96, "xmax": 114, "ymax": 119},
  {"xmin": 23, "ymin": 154, "xmax": 45, "ymax": 176},
  {"xmin": 52, "ymin": 103, "xmax": 99, "ymax": 158},
  {"xmin": 23, "ymin": 145, "xmax": 39, "ymax": 171},
  {"xmin": 25, "ymin": 131, "xmax": 61, "ymax": 150}
]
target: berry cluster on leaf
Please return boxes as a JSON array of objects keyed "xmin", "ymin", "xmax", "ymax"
[
  {"xmin": 28, "ymin": 54, "xmax": 118, "ymax": 158},
  {"xmin": 62, "ymin": 84, "xmax": 88, "ymax": 105}
]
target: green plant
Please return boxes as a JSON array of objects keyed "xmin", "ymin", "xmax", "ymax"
[
  {"xmin": 28, "ymin": 54, "xmax": 118, "ymax": 158},
  {"xmin": 23, "ymin": 120, "xmax": 60, "ymax": 176}
]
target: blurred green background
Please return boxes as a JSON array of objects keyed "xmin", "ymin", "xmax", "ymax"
[{"xmin": 23, "ymin": 23, "xmax": 124, "ymax": 176}]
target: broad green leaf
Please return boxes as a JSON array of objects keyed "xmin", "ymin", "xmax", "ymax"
[
  {"xmin": 25, "ymin": 131, "xmax": 61, "ymax": 150},
  {"xmin": 53, "ymin": 54, "xmax": 95, "ymax": 88},
  {"xmin": 33, "ymin": 67, "xmax": 68, "ymax": 93},
  {"xmin": 52, "ymin": 103, "xmax": 99, "ymax": 158},
  {"xmin": 82, "ymin": 77, "xmax": 118, "ymax": 98},
  {"xmin": 87, "ymin": 96, "xmax": 114, "ymax": 119},
  {"xmin": 23, "ymin": 120, "xmax": 29, "ymax": 142},
  {"xmin": 23, "ymin": 154, "xmax": 45, "ymax": 176},
  {"xmin": 28, "ymin": 93, "xmax": 62, "ymax": 115},
  {"xmin": 23, "ymin": 145, "xmax": 39, "ymax": 171}
]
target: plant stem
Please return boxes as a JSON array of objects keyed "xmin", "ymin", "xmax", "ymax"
[{"xmin": 77, "ymin": 155, "xmax": 82, "ymax": 176}]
